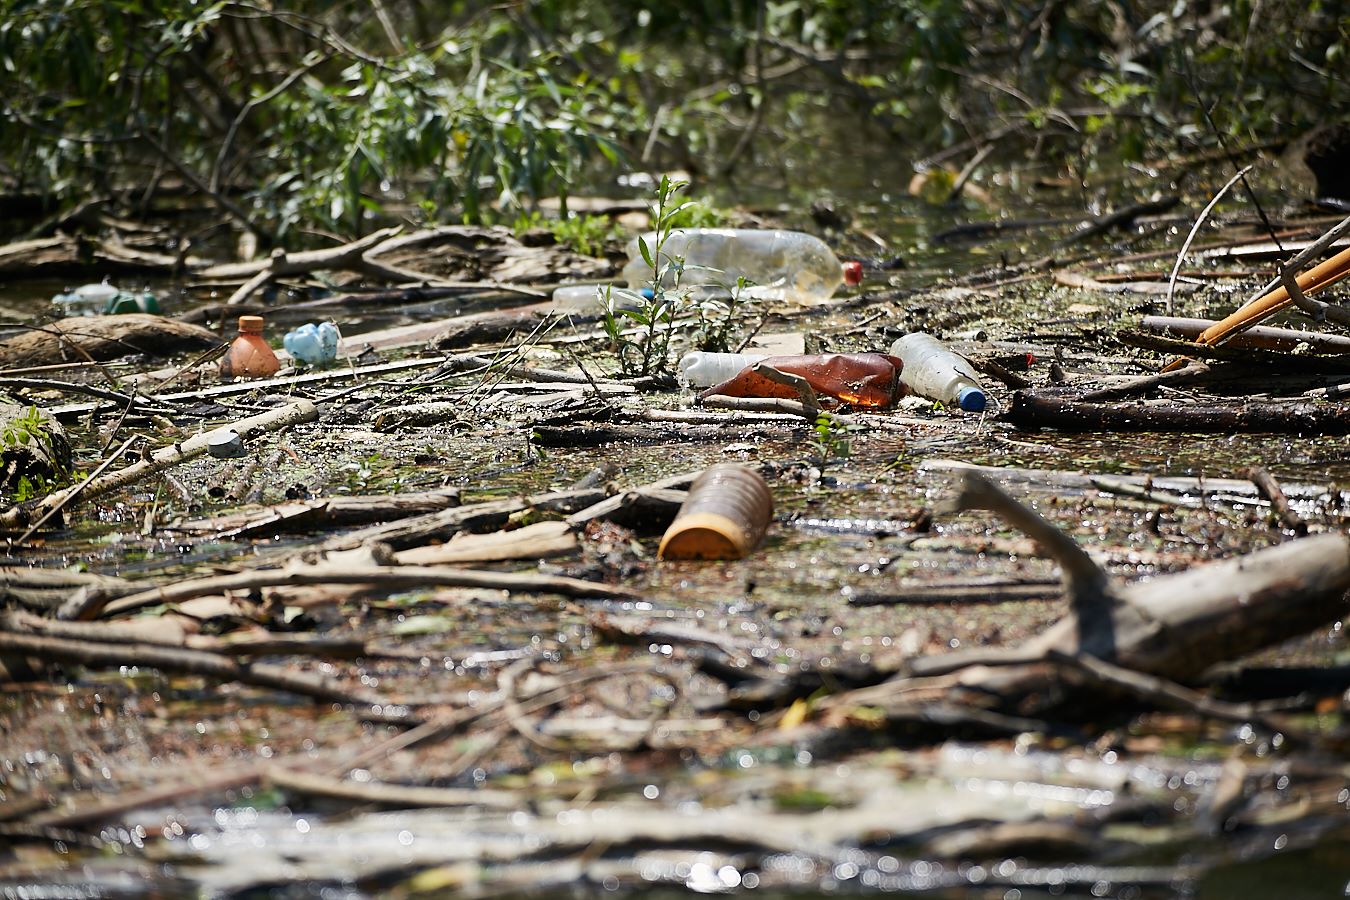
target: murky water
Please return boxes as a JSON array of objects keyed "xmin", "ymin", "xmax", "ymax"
[{"xmin": 3, "ymin": 160, "xmax": 1349, "ymax": 897}]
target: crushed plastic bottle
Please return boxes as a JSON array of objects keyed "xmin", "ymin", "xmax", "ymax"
[
  {"xmin": 701, "ymin": 352, "xmax": 905, "ymax": 408},
  {"xmin": 104, "ymin": 290, "xmax": 161, "ymax": 315},
  {"xmin": 889, "ymin": 332, "xmax": 987, "ymax": 411},
  {"xmin": 219, "ymin": 315, "xmax": 280, "ymax": 380},
  {"xmin": 659, "ymin": 464, "xmax": 773, "ymax": 560},
  {"xmin": 283, "ymin": 322, "xmax": 340, "ymax": 367},
  {"xmin": 620, "ymin": 229, "xmax": 863, "ymax": 303},
  {"xmin": 677, "ymin": 351, "xmax": 770, "ymax": 387},
  {"xmin": 51, "ymin": 281, "xmax": 119, "ymax": 316},
  {"xmin": 550, "ymin": 283, "xmax": 652, "ymax": 313}
]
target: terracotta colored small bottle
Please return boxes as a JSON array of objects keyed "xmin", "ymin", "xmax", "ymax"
[
  {"xmin": 659, "ymin": 464, "xmax": 774, "ymax": 560},
  {"xmin": 219, "ymin": 315, "xmax": 280, "ymax": 380},
  {"xmin": 699, "ymin": 352, "xmax": 905, "ymax": 408}
]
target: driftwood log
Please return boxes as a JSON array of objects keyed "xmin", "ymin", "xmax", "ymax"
[
  {"xmin": 813, "ymin": 472, "xmax": 1350, "ymax": 730},
  {"xmin": 0, "ymin": 315, "xmax": 220, "ymax": 367}
]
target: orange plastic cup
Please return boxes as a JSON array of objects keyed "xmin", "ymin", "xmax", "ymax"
[{"xmin": 658, "ymin": 464, "xmax": 774, "ymax": 560}]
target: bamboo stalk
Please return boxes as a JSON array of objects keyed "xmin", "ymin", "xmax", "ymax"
[{"xmin": 1195, "ymin": 244, "xmax": 1350, "ymax": 346}]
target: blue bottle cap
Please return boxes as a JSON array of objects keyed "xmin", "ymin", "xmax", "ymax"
[{"xmin": 957, "ymin": 386, "xmax": 987, "ymax": 412}]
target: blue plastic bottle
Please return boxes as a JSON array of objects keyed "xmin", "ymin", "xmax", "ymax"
[{"xmin": 283, "ymin": 322, "xmax": 340, "ymax": 367}]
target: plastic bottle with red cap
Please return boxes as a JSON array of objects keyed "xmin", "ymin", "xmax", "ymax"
[{"xmin": 620, "ymin": 229, "xmax": 863, "ymax": 303}]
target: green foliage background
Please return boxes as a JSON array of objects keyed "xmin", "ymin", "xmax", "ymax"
[{"xmin": 0, "ymin": 0, "xmax": 1344, "ymax": 243}]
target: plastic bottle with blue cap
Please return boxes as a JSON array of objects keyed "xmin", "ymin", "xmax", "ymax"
[{"xmin": 888, "ymin": 332, "xmax": 987, "ymax": 412}]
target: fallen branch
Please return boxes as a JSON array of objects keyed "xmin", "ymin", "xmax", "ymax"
[
  {"xmin": 1045, "ymin": 649, "xmax": 1290, "ymax": 735},
  {"xmin": 1057, "ymin": 195, "xmax": 1180, "ymax": 246},
  {"xmin": 170, "ymin": 488, "xmax": 463, "ymax": 538},
  {"xmin": 317, "ymin": 487, "xmax": 606, "ymax": 552},
  {"xmin": 1009, "ymin": 390, "xmax": 1350, "ymax": 434},
  {"xmin": 820, "ymin": 471, "xmax": 1350, "ymax": 728},
  {"xmin": 1246, "ymin": 466, "xmax": 1308, "ymax": 534},
  {"xmin": 0, "ymin": 316, "xmax": 220, "ymax": 368},
  {"xmin": 1119, "ymin": 329, "xmax": 1350, "ymax": 373},
  {"xmin": 0, "ymin": 399, "xmax": 318, "ymax": 531},
  {"xmin": 0, "ymin": 630, "xmax": 383, "ymax": 705},
  {"xmin": 1078, "ymin": 361, "xmax": 1212, "ymax": 401},
  {"xmin": 97, "ymin": 562, "xmax": 635, "ymax": 619},
  {"xmin": 1140, "ymin": 316, "xmax": 1350, "ymax": 354},
  {"xmin": 263, "ymin": 769, "xmax": 519, "ymax": 810}
]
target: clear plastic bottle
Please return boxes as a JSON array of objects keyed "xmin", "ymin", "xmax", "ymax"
[
  {"xmin": 220, "ymin": 315, "xmax": 280, "ymax": 380},
  {"xmin": 620, "ymin": 229, "xmax": 863, "ymax": 303},
  {"xmin": 51, "ymin": 281, "xmax": 119, "ymax": 316},
  {"xmin": 677, "ymin": 351, "xmax": 769, "ymax": 387},
  {"xmin": 550, "ymin": 283, "xmax": 651, "ymax": 313},
  {"xmin": 283, "ymin": 322, "xmax": 340, "ymax": 367},
  {"xmin": 889, "ymin": 332, "xmax": 987, "ymax": 411},
  {"xmin": 702, "ymin": 352, "xmax": 905, "ymax": 408}
]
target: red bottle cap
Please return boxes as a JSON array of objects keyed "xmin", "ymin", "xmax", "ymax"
[{"xmin": 842, "ymin": 260, "xmax": 863, "ymax": 286}]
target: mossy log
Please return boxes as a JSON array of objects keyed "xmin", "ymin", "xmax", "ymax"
[{"xmin": 0, "ymin": 402, "xmax": 71, "ymax": 489}]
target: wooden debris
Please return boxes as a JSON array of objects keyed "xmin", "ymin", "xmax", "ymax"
[
  {"xmin": 0, "ymin": 315, "xmax": 220, "ymax": 367},
  {"xmin": 318, "ymin": 487, "xmax": 606, "ymax": 552},
  {"xmin": 1141, "ymin": 315, "xmax": 1350, "ymax": 354},
  {"xmin": 828, "ymin": 472, "xmax": 1350, "ymax": 723},
  {"xmin": 1246, "ymin": 465, "xmax": 1308, "ymax": 534},
  {"xmin": 395, "ymin": 521, "xmax": 578, "ymax": 565},
  {"xmin": 171, "ymin": 488, "xmax": 463, "ymax": 538},
  {"xmin": 1009, "ymin": 389, "xmax": 1350, "ymax": 433},
  {"xmin": 96, "ymin": 556, "xmax": 635, "ymax": 619},
  {"xmin": 1120, "ymin": 329, "xmax": 1350, "ymax": 372},
  {"xmin": 0, "ymin": 630, "xmax": 384, "ymax": 705},
  {"xmin": 1, "ymin": 399, "xmax": 319, "ymax": 532}
]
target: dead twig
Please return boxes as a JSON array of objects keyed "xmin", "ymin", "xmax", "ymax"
[
  {"xmin": 95, "ymin": 562, "xmax": 636, "ymax": 620},
  {"xmin": 1078, "ymin": 360, "xmax": 1211, "ymax": 401},
  {"xmin": 1165, "ymin": 166, "xmax": 1252, "ymax": 313},
  {"xmin": 0, "ymin": 630, "xmax": 383, "ymax": 706},
  {"xmin": 1246, "ymin": 466, "xmax": 1308, "ymax": 534},
  {"xmin": 940, "ymin": 471, "xmax": 1114, "ymax": 612},
  {"xmin": 1046, "ymin": 649, "xmax": 1293, "ymax": 737}
]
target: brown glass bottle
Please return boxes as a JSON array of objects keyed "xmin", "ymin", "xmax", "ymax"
[
  {"xmin": 219, "ymin": 315, "xmax": 280, "ymax": 380},
  {"xmin": 699, "ymin": 352, "xmax": 905, "ymax": 408}
]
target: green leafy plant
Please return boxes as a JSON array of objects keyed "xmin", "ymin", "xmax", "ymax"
[
  {"xmin": 602, "ymin": 180, "xmax": 757, "ymax": 374},
  {"xmin": 1, "ymin": 405, "xmax": 51, "ymax": 452},
  {"xmin": 512, "ymin": 210, "xmax": 622, "ymax": 258},
  {"xmin": 809, "ymin": 413, "xmax": 865, "ymax": 470},
  {"xmin": 602, "ymin": 175, "xmax": 694, "ymax": 378},
  {"xmin": 1, "ymin": 404, "xmax": 70, "ymax": 500},
  {"xmin": 692, "ymin": 275, "xmax": 760, "ymax": 353}
]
